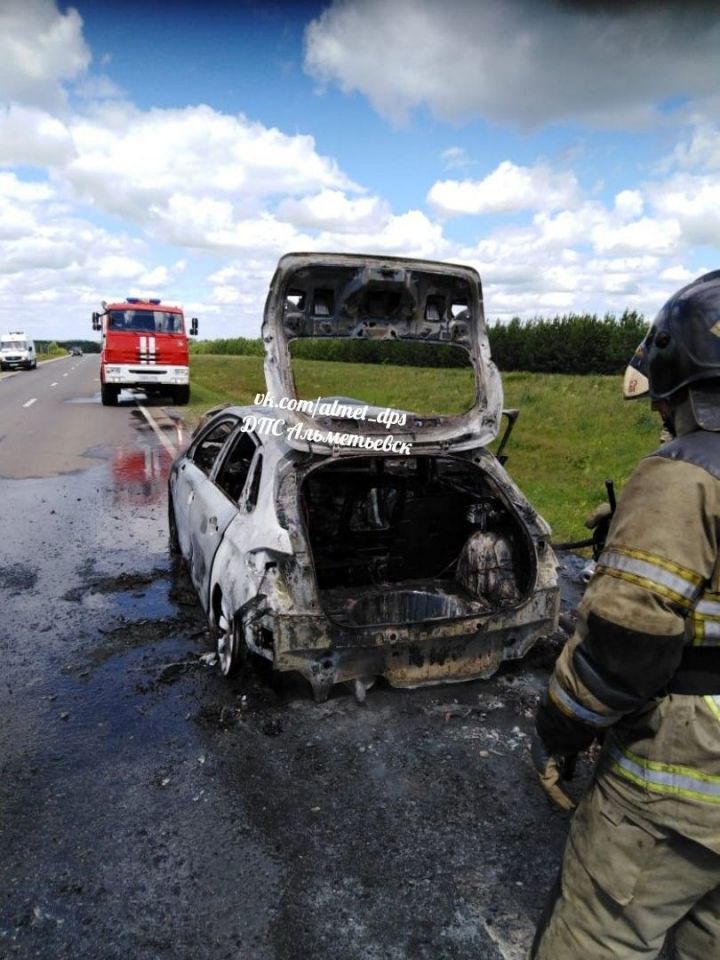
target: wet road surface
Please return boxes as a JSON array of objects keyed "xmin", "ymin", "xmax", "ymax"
[{"xmin": 0, "ymin": 368, "xmax": 592, "ymax": 959}]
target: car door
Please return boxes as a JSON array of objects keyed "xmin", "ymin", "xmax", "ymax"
[
  {"xmin": 172, "ymin": 416, "xmax": 238, "ymax": 589},
  {"xmin": 186, "ymin": 424, "xmax": 260, "ymax": 609}
]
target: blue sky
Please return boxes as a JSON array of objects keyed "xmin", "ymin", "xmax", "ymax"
[{"xmin": 1, "ymin": 0, "xmax": 719, "ymax": 340}]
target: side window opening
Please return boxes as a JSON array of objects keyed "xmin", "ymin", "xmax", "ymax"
[
  {"xmin": 246, "ymin": 453, "xmax": 263, "ymax": 511},
  {"xmin": 215, "ymin": 431, "xmax": 258, "ymax": 502},
  {"xmin": 191, "ymin": 420, "xmax": 236, "ymax": 476}
]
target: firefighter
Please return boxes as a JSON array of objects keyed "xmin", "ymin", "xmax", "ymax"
[{"xmin": 530, "ymin": 270, "xmax": 720, "ymax": 959}]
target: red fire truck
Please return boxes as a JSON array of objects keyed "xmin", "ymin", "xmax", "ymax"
[{"xmin": 92, "ymin": 298, "xmax": 197, "ymax": 406}]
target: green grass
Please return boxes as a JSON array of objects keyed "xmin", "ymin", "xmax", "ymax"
[
  {"xmin": 187, "ymin": 354, "xmax": 266, "ymax": 410},
  {"xmin": 187, "ymin": 356, "xmax": 661, "ymax": 543},
  {"xmin": 37, "ymin": 347, "xmax": 68, "ymax": 360},
  {"xmin": 498, "ymin": 373, "xmax": 659, "ymax": 541},
  {"xmin": 187, "ymin": 354, "xmax": 475, "ymax": 415}
]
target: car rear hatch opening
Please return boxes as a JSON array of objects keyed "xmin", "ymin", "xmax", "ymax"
[{"xmin": 300, "ymin": 454, "xmax": 536, "ymax": 629}]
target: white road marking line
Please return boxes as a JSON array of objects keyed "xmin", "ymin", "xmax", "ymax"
[
  {"xmin": 51, "ymin": 381, "xmax": 58, "ymax": 387},
  {"xmin": 63, "ymin": 372, "xmax": 68, "ymax": 377},
  {"xmin": 23, "ymin": 398, "xmax": 37, "ymax": 408},
  {"xmin": 138, "ymin": 404, "xmax": 178, "ymax": 457}
]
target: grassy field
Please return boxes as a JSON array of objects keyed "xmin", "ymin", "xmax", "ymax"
[{"xmin": 187, "ymin": 354, "xmax": 661, "ymax": 543}]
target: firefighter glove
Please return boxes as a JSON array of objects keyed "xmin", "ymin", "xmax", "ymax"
[
  {"xmin": 585, "ymin": 502, "xmax": 613, "ymax": 561},
  {"xmin": 530, "ymin": 733, "xmax": 576, "ymax": 811},
  {"xmin": 531, "ymin": 687, "xmax": 597, "ymax": 811}
]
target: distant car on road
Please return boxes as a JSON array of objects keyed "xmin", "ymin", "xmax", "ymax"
[
  {"xmin": 0, "ymin": 332, "xmax": 36, "ymax": 370},
  {"xmin": 69, "ymin": 346, "xmax": 83, "ymax": 357},
  {"xmin": 168, "ymin": 253, "xmax": 559, "ymax": 701}
]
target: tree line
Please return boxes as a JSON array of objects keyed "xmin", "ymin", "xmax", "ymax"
[
  {"xmin": 35, "ymin": 340, "xmax": 101, "ymax": 354},
  {"xmin": 189, "ymin": 310, "xmax": 649, "ymax": 375},
  {"xmin": 486, "ymin": 310, "xmax": 647, "ymax": 374}
]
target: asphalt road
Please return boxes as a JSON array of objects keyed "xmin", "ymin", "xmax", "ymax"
[
  {"xmin": 0, "ymin": 356, "xmax": 142, "ymax": 478},
  {"xmin": 0, "ymin": 367, "xmax": 590, "ymax": 960}
]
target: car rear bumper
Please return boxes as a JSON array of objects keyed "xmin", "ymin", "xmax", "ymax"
[{"xmin": 262, "ymin": 584, "xmax": 559, "ymax": 700}]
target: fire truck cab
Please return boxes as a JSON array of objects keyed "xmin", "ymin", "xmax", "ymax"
[{"xmin": 92, "ymin": 298, "xmax": 197, "ymax": 406}]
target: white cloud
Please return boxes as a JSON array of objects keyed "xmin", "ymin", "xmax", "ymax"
[
  {"xmin": 209, "ymin": 215, "xmax": 308, "ymax": 253},
  {"xmin": 441, "ymin": 146, "xmax": 471, "ymax": 170},
  {"xmin": 0, "ymin": 204, "xmax": 38, "ymax": 241},
  {"xmin": 0, "ymin": 172, "xmax": 54, "ymax": 203},
  {"xmin": 92, "ymin": 255, "xmax": 149, "ymax": 281},
  {"xmin": 1, "ymin": 233, "xmax": 86, "ymax": 274},
  {"xmin": 0, "ymin": 0, "xmax": 90, "ymax": 109},
  {"xmin": 317, "ymin": 209, "xmax": 448, "ymax": 259},
  {"xmin": 133, "ymin": 265, "xmax": 170, "ymax": 290},
  {"xmin": 0, "ymin": 174, "xmax": 57, "ymax": 242},
  {"xmin": 148, "ymin": 195, "xmax": 237, "ymax": 247},
  {"xmin": 650, "ymin": 175, "xmax": 720, "ymax": 246},
  {"xmin": 661, "ymin": 265, "xmax": 696, "ymax": 284},
  {"xmin": 454, "ymin": 207, "xmax": 698, "ymax": 321},
  {"xmin": 211, "ymin": 285, "xmax": 248, "ymax": 306},
  {"xmin": 588, "ymin": 256, "xmax": 660, "ymax": 276},
  {"xmin": 68, "ymin": 103, "xmax": 357, "ymax": 199},
  {"xmin": 277, "ymin": 190, "xmax": 390, "ymax": 232},
  {"xmin": 305, "ymin": 0, "xmax": 720, "ymax": 129},
  {"xmin": 671, "ymin": 123, "xmax": 720, "ymax": 170},
  {"xmin": 614, "ymin": 190, "xmax": 644, "ymax": 220},
  {"xmin": 0, "ymin": 105, "xmax": 75, "ymax": 167},
  {"xmin": 73, "ymin": 74, "xmax": 125, "ymax": 102},
  {"xmin": 63, "ymin": 104, "xmax": 362, "ymax": 242},
  {"xmin": 535, "ymin": 196, "xmax": 685, "ymax": 259},
  {"xmin": 206, "ymin": 258, "xmax": 284, "ymax": 317},
  {"xmin": 533, "ymin": 204, "xmax": 607, "ymax": 246},
  {"xmin": 428, "ymin": 161, "xmax": 579, "ymax": 216},
  {"xmin": 591, "ymin": 217, "xmax": 682, "ymax": 256}
]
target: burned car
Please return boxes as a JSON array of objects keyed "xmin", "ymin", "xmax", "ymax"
[{"xmin": 168, "ymin": 253, "xmax": 559, "ymax": 700}]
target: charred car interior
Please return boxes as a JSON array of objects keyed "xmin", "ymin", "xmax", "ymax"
[
  {"xmin": 169, "ymin": 253, "xmax": 560, "ymax": 701},
  {"xmin": 302, "ymin": 455, "xmax": 533, "ymax": 624}
]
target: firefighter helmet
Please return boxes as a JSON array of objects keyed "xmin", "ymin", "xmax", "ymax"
[
  {"xmin": 624, "ymin": 271, "xmax": 720, "ymax": 411},
  {"xmin": 645, "ymin": 270, "xmax": 720, "ymax": 399}
]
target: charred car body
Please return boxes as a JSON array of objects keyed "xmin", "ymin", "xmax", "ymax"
[{"xmin": 169, "ymin": 253, "xmax": 559, "ymax": 700}]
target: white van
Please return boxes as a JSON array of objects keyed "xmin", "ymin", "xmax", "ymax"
[{"xmin": 0, "ymin": 332, "xmax": 37, "ymax": 371}]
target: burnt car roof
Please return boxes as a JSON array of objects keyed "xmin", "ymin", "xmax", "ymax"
[{"xmin": 261, "ymin": 253, "xmax": 503, "ymax": 453}]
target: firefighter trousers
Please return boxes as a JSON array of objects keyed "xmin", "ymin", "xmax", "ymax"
[{"xmin": 530, "ymin": 782, "xmax": 720, "ymax": 959}]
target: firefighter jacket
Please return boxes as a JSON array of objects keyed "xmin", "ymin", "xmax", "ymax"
[{"xmin": 537, "ymin": 428, "xmax": 720, "ymax": 853}]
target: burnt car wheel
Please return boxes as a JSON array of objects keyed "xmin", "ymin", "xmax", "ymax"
[{"xmin": 216, "ymin": 610, "xmax": 243, "ymax": 677}]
